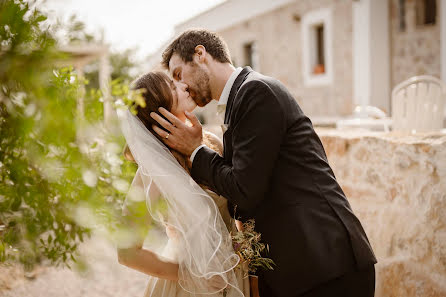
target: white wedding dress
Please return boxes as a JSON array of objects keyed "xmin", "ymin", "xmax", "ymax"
[
  {"xmin": 118, "ymin": 109, "xmax": 249, "ymax": 297},
  {"xmin": 143, "ymin": 189, "xmax": 250, "ymax": 297}
]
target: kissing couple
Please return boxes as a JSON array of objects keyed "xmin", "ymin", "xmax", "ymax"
[{"xmin": 117, "ymin": 29, "xmax": 377, "ymax": 297}]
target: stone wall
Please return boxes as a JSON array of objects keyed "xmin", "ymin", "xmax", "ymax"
[
  {"xmin": 318, "ymin": 128, "xmax": 446, "ymax": 297},
  {"xmin": 217, "ymin": 0, "xmax": 354, "ymax": 117},
  {"xmin": 390, "ymin": 0, "xmax": 441, "ymax": 87}
]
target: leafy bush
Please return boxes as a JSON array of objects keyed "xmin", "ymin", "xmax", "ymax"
[{"xmin": 0, "ymin": 0, "xmax": 142, "ymax": 270}]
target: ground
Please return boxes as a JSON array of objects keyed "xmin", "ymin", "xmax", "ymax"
[{"xmin": 0, "ymin": 237, "xmax": 148, "ymax": 297}]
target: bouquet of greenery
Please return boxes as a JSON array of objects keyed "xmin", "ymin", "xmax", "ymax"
[{"xmin": 231, "ymin": 219, "xmax": 275, "ymax": 275}]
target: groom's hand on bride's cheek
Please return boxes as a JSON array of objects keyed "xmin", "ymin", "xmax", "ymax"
[{"xmin": 150, "ymin": 108, "xmax": 203, "ymax": 157}]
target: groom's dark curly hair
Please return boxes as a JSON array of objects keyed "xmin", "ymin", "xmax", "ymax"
[{"xmin": 162, "ymin": 29, "xmax": 232, "ymax": 68}]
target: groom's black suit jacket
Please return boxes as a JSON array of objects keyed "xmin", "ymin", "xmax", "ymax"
[{"xmin": 191, "ymin": 67, "xmax": 377, "ymax": 296}]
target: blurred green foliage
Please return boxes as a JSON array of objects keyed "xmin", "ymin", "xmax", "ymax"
[
  {"xmin": 49, "ymin": 13, "xmax": 140, "ymax": 124},
  {"xmin": 82, "ymin": 47, "xmax": 139, "ymax": 123},
  {"xmin": 0, "ymin": 0, "xmax": 145, "ymax": 270}
]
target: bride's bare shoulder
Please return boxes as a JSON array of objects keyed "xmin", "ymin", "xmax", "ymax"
[{"xmin": 203, "ymin": 130, "xmax": 223, "ymax": 156}]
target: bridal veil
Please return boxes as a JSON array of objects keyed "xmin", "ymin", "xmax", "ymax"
[{"xmin": 118, "ymin": 108, "xmax": 244, "ymax": 296}]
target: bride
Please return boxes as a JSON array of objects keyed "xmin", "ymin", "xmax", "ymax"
[{"xmin": 117, "ymin": 71, "xmax": 250, "ymax": 297}]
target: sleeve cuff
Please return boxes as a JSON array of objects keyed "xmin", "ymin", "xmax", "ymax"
[{"xmin": 190, "ymin": 144, "xmax": 207, "ymax": 163}]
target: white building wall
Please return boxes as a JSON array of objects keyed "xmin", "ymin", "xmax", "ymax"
[
  {"xmin": 353, "ymin": 0, "xmax": 390, "ymax": 112},
  {"xmin": 442, "ymin": 0, "xmax": 446, "ymax": 82},
  {"xmin": 174, "ymin": 0, "xmax": 295, "ymax": 33}
]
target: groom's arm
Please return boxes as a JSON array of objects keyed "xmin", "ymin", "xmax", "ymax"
[{"xmin": 191, "ymin": 81, "xmax": 286, "ymax": 212}]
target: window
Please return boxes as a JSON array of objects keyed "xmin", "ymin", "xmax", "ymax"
[
  {"xmin": 416, "ymin": 0, "xmax": 437, "ymax": 26},
  {"xmin": 244, "ymin": 43, "xmax": 254, "ymax": 67},
  {"xmin": 231, "ymin": 56, "xmax": 237, "ymax": 67},
  {"xmin": 243, "ymin": 41, "xmax": 259, "ymax": 70},
  {"xmin": 399, "ymin": 0, "xmax": 406, "ymax": 32},
  {"xmin": 302, "ymin": 8, "xmax": 333, "ymax": 86},
  {"xmin": 314, "ymin": 24, "xmax": 325, "ymax": 74}
]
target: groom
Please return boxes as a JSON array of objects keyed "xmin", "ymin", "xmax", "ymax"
[{"xmin": 151, "ymin": 29, "xmax": 377, "ymax": 297}]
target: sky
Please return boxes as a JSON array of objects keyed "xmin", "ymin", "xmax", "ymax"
[{"xmin": 40, "ymin": 0, "xmax": 225, "ymax": 60}]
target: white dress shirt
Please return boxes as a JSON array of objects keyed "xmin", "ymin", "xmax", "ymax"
[{"xmin": 190, "ymin": 67, "xmax": 243, "ymax": 162}]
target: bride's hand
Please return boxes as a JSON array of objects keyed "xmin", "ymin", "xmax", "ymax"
[
  {"xmin": 235, "ymin": 220, "xmax": 244, "ymax": 232},
  {"xmin": 151, "ymin": 108, "xmax": 203, "ymax": 157},
  {"xmin": 165, "ymin": 225, "xmax": 179, "ymax": 239},
  {"xmin": 206, "ymin": 274, "xmax": 228, "ymax": 292}
]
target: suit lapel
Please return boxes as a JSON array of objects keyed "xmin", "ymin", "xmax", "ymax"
[{"xmin": 224, "ymin": 67, "xmax": 252, "ymax": 125}]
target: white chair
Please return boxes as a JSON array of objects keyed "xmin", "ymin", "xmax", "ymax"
[
  {"xmin": 392, "ymin": 75, "xmax": 445, "ymax": 132},
  {"xmin": 336, "ymin": 105, "xmax": 391, "ymax": 132}
]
